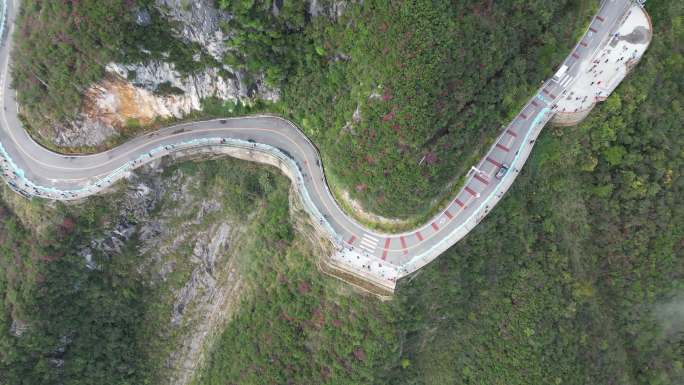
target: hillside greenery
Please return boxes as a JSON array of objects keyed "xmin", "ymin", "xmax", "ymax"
[
  {"xmin": 192, "ymin": 174, "xmax": 399, "ymax": 385},
  {"xmin": 1, "ymin": 1, "xmax": 682, "ymax": 385},
  {"xmin": 217, "ymin": 0, "xmax": 597, "ymax": 218},
  {"xmin": 385, "ymin": 1, "xmax": 684, "ymax": 383},
  {"xmin": 0, "ymin": 158, "xmax": 400, "ymax": 385},
  {"xmin": 13, "ymin": 0, "xmax": 597, "ymax": 219}
]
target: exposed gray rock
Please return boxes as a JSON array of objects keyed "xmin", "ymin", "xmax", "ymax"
[
  {"xmin": 309, "ymin": 0, "xmax": 349, "ymax": 20},
  {"xmin": 135, "ymin": 7, "xmax": 152, "ymax": 26},
  {"xmin": 105, "ymin": 61, "xmax": 279, "ymax": 118},
  {"xmin": 171, "ymin": 222, "xmax": 231, "ymax": 326},
  {"xmin": 155, "ymin": 0, "xmax": 232, "ymax": 61},
  {"xmin": 10, "ymin": 318, "xmax": 28, "ymax": 337}
]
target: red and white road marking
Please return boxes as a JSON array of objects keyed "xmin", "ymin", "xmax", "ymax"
[
  {"xmin": 496, "ymin": 143, "xmax": 510, "ymax": 152},
  {"xmin": 486, "ymin": 157, "xmax": 502, "ymax": 168},
  {"xmin": 474, "ymin": 173, "xmax": 489, "ymax": 185},
  {"xmin": 359, "ymin": 233, "xmax": 379, "ymax": 253},
  {"xmin": 382, "ymin": 238, "xmax": 391, "ymax": 260},
  {"xmin": 464, "ymin": 186, "xmax": 478, "ymax": 197}
]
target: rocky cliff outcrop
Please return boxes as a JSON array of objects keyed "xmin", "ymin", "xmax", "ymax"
[
  {"xmin": 58, "ymin": 0, "xmax": 280, "ymax": 148},
  {"xmin": 75, "ymin": 160, "xmax": 249, "ymax": 385}
]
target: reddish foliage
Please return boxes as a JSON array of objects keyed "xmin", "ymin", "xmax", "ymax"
[
  {"xmin": 378, "ymin": 22, "xmax": 389, "ymax": 33},
  {"xmin": 353, "ymin": 347, "xmax": 366, "ymax": 361},
  {"xmin": 355, "ymin": 184, "xmax": 367, "ymax": 193},
  {"xmin": 310, "ymin": 307, "xmax": 325, "ymax": 329},
  {"xmin": 425, "ymin": 152, "xmax": 439, "ymax": 165},
  {"xmin": 382, "ymin": 111, "xmax": 396, "ymax": 122},
  {"xmin": 39, "ymin": 254, "xmax": 60, "ymax": 263},
  {"xmin": 382, "ymin": 90, "xmax": 393, "ymax": 101},
  {"xmin": 320, "ymin": 366, "xmax": 332, "ymax": 381},
  {"xmin": 298, "ymin": 281, "xmax": 311, "ymax": 294},
  {"xmin": 391, "ymin": 124, "xmax": 401, "ymax": 133},
  {"xmin": 61, "ymin": 217, "xmax": 76, "ymax": 234}
]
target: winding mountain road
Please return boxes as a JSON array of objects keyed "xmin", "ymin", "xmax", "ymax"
[{"xmin": 0, "ymin": 0, "xmax": 650, "ymax": 294}]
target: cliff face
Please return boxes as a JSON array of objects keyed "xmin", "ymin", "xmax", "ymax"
[
  {"xmin": 57, "ymin": 0, "xmax": 280, "ymax": 148},
  {"xmin": 75, "ymin": 158, "xmax": 253, "ymax": 385}
]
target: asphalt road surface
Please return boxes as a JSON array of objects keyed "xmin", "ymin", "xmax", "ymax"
[{"xmin": 0, "ymin": 0, "xmax": 645, "ymax": 289}]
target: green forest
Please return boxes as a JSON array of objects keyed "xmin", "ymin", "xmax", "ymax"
[
  {"xmin": 2, "ymin": 0, "xmax": 683, "ymax": 384},
  {"xmin": 212, "ymin": 0, "xmax": 601, "ymax": 218}
]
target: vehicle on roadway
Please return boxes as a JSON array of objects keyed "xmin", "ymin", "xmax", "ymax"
[
  {"xmin": 495, "ymin": 164, "xmax": 509, "ymax": 179},
  {"xmin": 553, "ymin": 64, "xmax": 569, "ymax": 82}
]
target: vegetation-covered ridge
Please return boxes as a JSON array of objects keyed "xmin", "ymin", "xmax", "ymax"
[
  {"xmin": 12, "ymin": 0, "xmax": 597, "ymax": 219},
  {"xmin": 219, "ymin": 0, "xmax": 598, "ymax": 218},
  {"xmin": 386, "ymin": 1, "xmax": 684, "ymax": 383},
  {"xmin": 0, "ymin": 156, "xmax": 401, "ymax": 385}
]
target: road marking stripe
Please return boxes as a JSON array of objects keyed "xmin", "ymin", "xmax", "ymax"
[
  {"xmin": 360, "ymin": 238, "xmax": 377, "ymax": 249},
  {"xmin": 572, "ymin": 52, "xmax": 580, "ymax": 59},
  {"xmin": 549, "ymin": 93, "xmax": 557, "ymax": 99},
  {"xmin": 496, "ymin": 143, "xmax": 510, "ymax": 152},
  {"xmin": 474, "ymin": 173, "xmax": 489, "ymax": 185},
  {"xmin": 431, "ymin": 222, "xmax": 439, "ymax": 231},
  {"xmin": 400, "ymin": 236, "xmax": 407, "ymax": 249},
  {"xmin": 542, "ymin": 88, "xmax": 549, "ymax": 95},
  {"xmin": 589, "ymin": 27, "xmax": 597, "ymax": 33},
  {"xmin": 415, "ymin": 231, "xmax": 423, "ymax": 241},
  {"xmin": 359, "ymin": 244, "xmax": 375, "ymax": 252},
  {"xmin": 506, "ymin": 129, "xmax": 518, "ymax": 137},
  {"xmin": 347, "ymin": 235, "xmax": 356, "ymax": 245},
  {"xmin": 520, "ymin": 113, "xmax": 527, "ymax": 119},
  {"xmin": 465, "ymin": 186, "xmax": 478, "ymax": 196},
  {"xmin": 596, "ymin": 15, "xmax": 605, "ymax": 22},
  {"xmin": 381, "ymin": 239, "xmax": 389, "ymax": 259},
  {"xmin": 454, "ymin": 199, "xmax": 465, "ymax": 208},
  {"xmin": 445, "ymin": 210, "xmax": 453, "ymax": 219},
  {"xmin": 580, "ymin": 41, "xmax": 588, "ymax": 47},
  {"xmin": 531, "ymin": 100, "xmax": 539, "ymax": 107},
  {"xmin": 362, "ymin": 233, "xmax": 379, "ymax": 242},
  {"xmin": 562, "ymin": 76, "xmax": 574, "ymax": 88},
  {"xmin": 486, "ymin": 157, "xmax": 502, "ymax": 167}
]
